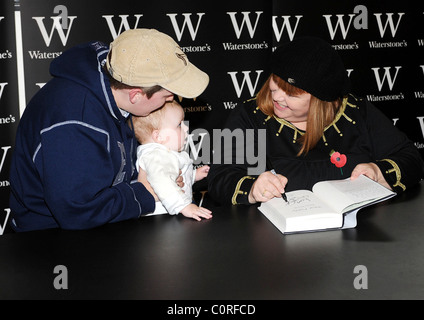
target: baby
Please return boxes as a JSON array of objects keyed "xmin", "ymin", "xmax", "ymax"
[{"xmin": 131, "ymin": 100, "xmax": 212, "ymax": 221}]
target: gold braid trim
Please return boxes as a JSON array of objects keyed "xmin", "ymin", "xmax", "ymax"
[
  {"xmin": 324, "ymin": 97, "xmax": 350, "ymax": 131},
  {"xmin": 273, "ymin": 116, "xmax": 304, "ymax": 143},
  {"xmin": 232, "ymin": 176, "xmax": 255, "ymax": 205},
  {"xmin": 379, "ymin": 159, "xmax": 406, "ymax": 191},
  {"xmin": 271, "ymin": 97, "xmax": 354, "ymax": 144}
]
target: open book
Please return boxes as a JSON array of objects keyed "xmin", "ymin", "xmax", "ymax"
[{"xmin": 258, "ymin": 175, "xmax": 396, "ymax": 234}]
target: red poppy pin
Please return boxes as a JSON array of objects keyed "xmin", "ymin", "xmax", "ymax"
[{"xmin": 330, "ymin": 150, "xmax": 347, "ymax": 175}]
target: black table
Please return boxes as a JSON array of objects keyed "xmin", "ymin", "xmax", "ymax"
[{"xmin": 1, "ymin": 183, "xmax": 424, "ymax": 301}]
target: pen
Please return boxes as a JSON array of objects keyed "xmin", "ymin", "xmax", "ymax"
[{"xmin": 270, "ymin": 169, "xmax": 288, "ymax": 203}]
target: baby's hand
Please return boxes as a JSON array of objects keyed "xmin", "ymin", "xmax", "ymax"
[
  {"xmin": 180, "ymin": 203, "xmax": 212, "ymax": 221},
  {"xmin": 195, "ymin": 165, "xmax": 210, "ymax": 182}
]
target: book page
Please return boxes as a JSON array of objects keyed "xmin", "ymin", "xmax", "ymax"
[
  {"xmin": 282, "ymin": 190, "xmax": 335, "ymax": 217},
  {"xmin": 259, "ymin": 190, "xmax": 343, "ymax": 233},
  {"xmin": 312, "ymin": 175, "xmax": 395, "ymax": 213}
]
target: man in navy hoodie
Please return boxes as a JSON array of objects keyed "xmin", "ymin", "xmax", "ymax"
[{"xmin": 9, "ymin": 29, "xmax": 209, "ymax": 232}]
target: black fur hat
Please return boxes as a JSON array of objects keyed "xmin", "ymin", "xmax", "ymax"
[{"xmin": 271, "ymin": 37, "xmax": 351, "ymax": 102}]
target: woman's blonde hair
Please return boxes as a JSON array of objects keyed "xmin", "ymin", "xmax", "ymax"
[
  {"xmin": 130, "ymin": 101, "xmax": 183, "ymax": 144},
  {"xmin": 256, "ymin": 74, "xmax": 341, "ymax": 156}
]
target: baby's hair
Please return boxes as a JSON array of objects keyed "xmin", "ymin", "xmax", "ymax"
[{"xmin": 130, "ymin": 100, "xmax": 183, "ymax": 144}]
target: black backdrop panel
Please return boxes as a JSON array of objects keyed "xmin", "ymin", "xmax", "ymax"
[{"xmin": 0, "ymin": 0, "xmax": 423, "ymax": 233}]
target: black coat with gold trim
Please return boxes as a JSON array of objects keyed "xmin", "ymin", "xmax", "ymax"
[{"xmin": 208, "ymin": 94, "xmax": 424, "ymax": 205}]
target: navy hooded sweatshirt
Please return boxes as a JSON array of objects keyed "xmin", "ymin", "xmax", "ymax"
[{"xmin": 9, "ymin": 41, "xmax": 155, "ymax": 232}]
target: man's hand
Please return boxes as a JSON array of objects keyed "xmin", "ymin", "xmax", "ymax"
[
  {"xmin": 176, "ymin": 170, "xmax": 184, "ymax": 188},
  {"xmin": 137, "ymin": 168, "xmax": 159, "ymax": 201}
]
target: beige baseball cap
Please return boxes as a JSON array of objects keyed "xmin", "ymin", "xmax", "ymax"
[{"xmin": 105, "ymin": 28, "xmax": 209, "ymax": 98}]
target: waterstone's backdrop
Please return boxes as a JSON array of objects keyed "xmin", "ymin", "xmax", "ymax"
[{"xmin": 0, "ymin": 0, "xmax": 423, "ymax": 233}]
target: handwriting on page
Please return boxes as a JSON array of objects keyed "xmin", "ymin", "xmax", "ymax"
[
  {"xmin": 288, "ymin": 195, "xmax": 324, "ymax": 213},
  {"xmin": 331, "ymin": 176, "xmax": 389, "ymax": 202}
]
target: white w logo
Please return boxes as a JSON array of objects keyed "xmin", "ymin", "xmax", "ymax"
[
  {"xmin": 0, "ymin": 208, "xmax": 11, "ymax": 236},
  {"xmin": 0, "ymin": 146, "xmax": 11, "ymax": 174},
  {"xmin": 167, "ymin": 13, "xmax": 205, "ymax": 41},
  {"xmin": 374, "ymin": 13, "xmax": 405, "ymax": 38},
  {"xmin": 371, "ymin": 66, "xmax": 402, "ymax": 91},
  {"xmin": 32, "ymin": 16, "xmax": 77, "ymax": 47},
  {"xmin": 227, "ymin": 11, "xmax": 263, "ymax": 39},
  {"xmin": 322, "ymin": 14, "xmax": 356, "ymax": 40},
  {"xmin": 227, "ymin": 70, "xmax": 264, "ymax": 98},
  {"xmin": 0, "ymin": 83, "xmax": 7, "ymax": 101},
  {"xmin": 272, "ymin": 15, "xmax": 303, "ymax": 41},
  {"xmin": 417, "ymin": 117, "xmax": 424, "ymax": 140},
  {"xmin": 102, "ymin": 14, "xmax": 143, "ymax": 40}
]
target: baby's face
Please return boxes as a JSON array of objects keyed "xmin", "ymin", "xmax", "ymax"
[{"xmin": 158, "ymin": 106, "xmax": 188, "ymax": 152}]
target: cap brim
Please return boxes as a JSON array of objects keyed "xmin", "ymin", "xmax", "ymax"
[{"xmin": 161, "ymin": 63, "xmax": 209, "ymax": 99}]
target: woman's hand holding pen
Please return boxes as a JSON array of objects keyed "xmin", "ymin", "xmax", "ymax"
[{"xmin": 248, "ymin": 171, "xmax": 288, "ymax": 204}]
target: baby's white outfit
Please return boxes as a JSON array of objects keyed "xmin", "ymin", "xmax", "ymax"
[{"xmin": 136, "ymin": 143, "xmax": 195, "ymax": 215}]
